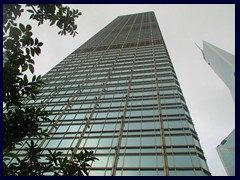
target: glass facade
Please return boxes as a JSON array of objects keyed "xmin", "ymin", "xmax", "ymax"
[
  {"xmin": 216, "ymin": 130, "xmax": 235, "ymax": 176},
  {"xmin": 14, "ymin": 11, "xmax": 210, "ymax": 176}
]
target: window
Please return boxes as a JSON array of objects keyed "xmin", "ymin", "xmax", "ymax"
[
  {"xmin": 126, "ymin": 137, "xmax": 141, "ymax": 146},
  {"xmin": 122, "ymin": 170, "xmax": 139, "ymax": 176},
  {"xmin": 141, "ymin": 155, "xmax": 157, "ymax": 167},
  {"xmin": 45, "ymin": 139, "xmax": 61, "ymax": 148},
  {"xmin": 174, "ymin": 155, "xmax": 192, "ymax": 167},
  {"xmin": 58, "ymin": 139, "xmax": 75, "ymax": 148},
  {"xmin": 124, "ymin": 155, "xmax": 139, "ymax": 167}
]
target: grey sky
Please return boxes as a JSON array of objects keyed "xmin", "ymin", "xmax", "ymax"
[{"xmin": 19, "ymin": 4, "xmax": 235, "ymax": 176}]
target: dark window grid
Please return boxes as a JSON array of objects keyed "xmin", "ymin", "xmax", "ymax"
[
  {"xmin": 111, "ymin": 68, "xmax": 133, "ymax": 74},
  {"xmin": 96, "ymin": 60, "xmax": 116, "ymax": 65},
  {"xmin": 130, "ymin": 65, "xmax": 155, "ymax": 71},
  {"xmin": 88, "ymin": 116, "xmax": 159, "ymax": 123},
  {"xmin": 155, "ymin": 62, "xmax": 172, "ymax": 67},
  {"xmin": 118, "ymin": 54, "xmax": 135, "ymax": 58},
  {"xmin": 131, "ymin": 74, "xmax": 156, "ymax": 80},
  {"xmin": 39, "ymin": 116, "xmax": 191, "ymax": 128},
  {"xmin": 167, "ymin": 154, "xmax": 201, "ymax": 170},
  {"xmin": 155, "ymin": 63, "xmax": 174, "ymax": 70},
  {"xmin": 92, "ymin": 68, "xmax": 130, "ymax": 74},
  {"xmin": 75, "ymin": 145, "xmax": 199, "ymax": 152},
  {"xmin": 44, "ymin": 71, "xmax": 73, "ymax": 78},
  {"xmin": 154, "ymin": 54, "xmax": 169, "ymax": 59},
  {"xmin": 88, "ymin": 167, "xmax": 206, "ymax": 173},
  {"xmin": 33, "ymin": 100, "xmax": 66, "ymax": 110},
  {"xmin": 137, "ymin": 49, "xmax": 166, "ymax": 56},
  {"xmin": 96, "ymin": 65, "xmax": 115, "ymax": 70},
  {"xmin": 84, "ymin": 129, "xmax": 119, "ymax": 155},
  {"xmin": 44, "ymin": 73, "xmax": 86, "ymax": 81},
  {"xmin": 40, "ymin": 138, "xmax": 77, "ymax": 153},
  {"xmin": 60, "ymin": 61, "xmax": 97, "ymax": 67},
  {"xmin": 40, "ymin": 80, "xmax": 103, "ymax": 93},
  {"xmin": 90, "ymin": 151, "xmax": 200, "ymax": 157},
  {"xmin": 133, "ymin": 68, "xmax": 172, "ymax": 75},
  {"xmin": 109, "ymin": 132, "xmax": 195, "ymax": 142},
  {"xmin": 118, "ymin": 49, "xmax": 139, "ymax": 55},
  {"xmin": 137, "ymin": 46, "xmax": 165, "ymax": 53},
  {"xmin": 32, "ymin": 94, "xmax": 181, "ymax": 109},
  {"xmin": 154, "ymin": 55, "xmax": 169, "ymax": 60},
  {"xmin": 100, "ymin": 94, "xmax": 180, "ymax": 103},
  {"xmin": 135, "ymin": 52, "xmax": 156, "ymax": 57},
  {"xmin": 153, "ymin": 50, "xmax": 169, "ymax": 55},
  {"xmin": 135, "ymin": 59, "xmax": 169, "ymax": 65},
  {"xmin": 114, "ymin": 62, "xmax": 135, "ymax": 68},
  {"xmin": 127, "ymin": 104, "xmax": 183, "ymax": 111},
  {"xmin": 165, "ymin": 134, "xmax": 199, "ymax": 147},
  {"xmin": 38, "ymin": 94, "xmax": 179, "ymax": 106},
  {"xmin": 15, "ymin": 143, "xmax": 200, "ymax": 154},
  {"xmin": 132, "ymin": 71, "xmax": 156, "ymax": 77},
  {"xmin": 78, "ymin": 87, "xmax": 175, "ymax": 98},
  {"xmin": 67, "ymin": 69, "xmax": 110, "ymax": 77},
  {"xmin": 44, "ymin": 115, "xmax": 75, "ymax": 136},
  {"xmin": 114, "ymin": 50, "xmax": 137, "ymax": 55},
  {"xmin": 105, "ymin": 76, "xmax": 154, "ymax": 84},
  {"xmin": 41, "ymin": 119, "xmax": 85, "ymax": 151},
  {"xmin": 90, "ymin": 167, "xmax": 162, "ymax": 172},
  {"xmin": 84, "ymin": 128, "xmax": 191, "ymax": 137},
  {"xmin": 82, "ymin": 112, "xmax": 121, "ymax": 151}
]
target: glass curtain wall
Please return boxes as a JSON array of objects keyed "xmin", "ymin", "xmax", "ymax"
[{"xmin": 13, "ymin": 12, "xmax": 211, "ymax": 176}]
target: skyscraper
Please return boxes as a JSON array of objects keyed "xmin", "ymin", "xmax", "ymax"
[
  {"xmin": 15, "ymin": 11, "xmax": 210, "ymax": 176},
  {"xmin": 202, "ymin": 41, "xmax": 235, "ymax": 102},
  {"xmin": 216, "ymin": 129, "xmax": 235, "ymax": 176},
  {"xmin": 201, "ymin": 41, "xmax": 235, "ymax": 176}
]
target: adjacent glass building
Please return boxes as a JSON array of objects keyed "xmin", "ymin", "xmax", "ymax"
[
  {"xmin": 202, "ymin": 41, "xmax": 235, "ymax": 102},
  {"xmin": 15, "ymin": 11, "xmax": 211, "ymax": 176},
  {"xmin": 216, "ymin": 130, "xmax": 235, "ymax": 176},
  {"xmin": 202, "ymin": 41, "xmax": 235, "ymax": 176}
]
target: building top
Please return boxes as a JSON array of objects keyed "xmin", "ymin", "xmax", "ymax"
[
  {"xmin": 202, "ymin": 41, "xmax": 235, "ymax": 102},
  {"xmin": 117, "ymin": 11, "xmax": 155, "ymax": 17},
  {"xmin": 203, "ymin": 41, "xmax": 235, "ymax": 69},
  {"xmin": 217, "ymin": 129, "xmax": 235, "ymax": 149}
]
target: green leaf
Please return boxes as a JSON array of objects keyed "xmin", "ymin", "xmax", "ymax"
[
  {"xmin": 26, "ymin": 9, "xmax": 34, "ymax": 13},
  {"xmin": 30, "ymin": 47, "xmax": 35, "ymax": 57},
  {"xmin": 26, "ymin": 24, "xmax": 32, "ymax": 31},
  {"xmin": 27, "ymin": 59, "xmax": 35, "ymax": 64},
  {"xmin": 32, "ymin": 75, "xmax": 36, "ymax": 82},
  {"xmin": 34, "ymin": 38, "xmax": 39, "ymax": 46},
  {"xmin": 36, "ymin": 75, "xmax": 42, "ymax": 81},
  {"xmin": 38, "ymin": 42, "xmax": 43, "ymax": 46},
  {"xmin": 30, "ymin": 14, "xmax": 34, "ymax": 19},
  {"xmin": 22, "ymin": 63, "xmax": 28, "ymax": 72},
  {"xmin": 26, "ymin": 48, "xmax": 30, "ymax": 55},
  {"xmin": 24, "ymin": 74, "xmax": 28, "ymax": 84},
  {"xmin": 26, "ymin": 31, "xmax": 33, "ymax": 37},
  {"xmin": 12, "ymin": 27, "xmax": 22, "ymax": 37},
  {"xmin": 29, "ymin": 38, "xmax": 34, "ymax": 46},
  {"xmin": 50, "ymin": 20, "xmax": 56, "ymax": 26},
  {"xmin": 19, "ymin": 23, "xmax": 25, "ymax": 32},
  {"xmin": 35, "ymin": 47, "xmax": 41, "ymax": 56},
  {"xmin": 29, "ymin": 64, "xmax": 34, "ymax": 74}
]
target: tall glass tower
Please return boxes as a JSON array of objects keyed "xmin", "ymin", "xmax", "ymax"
[{"xmin": 16, "ymin": 11, "xmax": 211, "ymax": 176}]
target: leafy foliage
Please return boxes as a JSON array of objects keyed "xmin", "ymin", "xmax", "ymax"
[
  {"xmin": 25, "ymin": 4, "xmax": 81, "ymax": 37},
  {"xmin": 3, "ymin": 4, "xmax": 98, "ymax": 176},
  {"xmin": 4, "ymin": 141, "xmax": 98, "ymax": 176}
]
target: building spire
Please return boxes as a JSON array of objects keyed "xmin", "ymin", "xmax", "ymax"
[{"xmin": 195, "ymin": 42, "xmax": 206, "ymax": 59}]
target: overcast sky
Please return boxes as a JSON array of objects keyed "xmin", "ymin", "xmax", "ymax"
[{"xmin": 18, "ymin": 4, "xmax": 235, "ymax": 176}]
